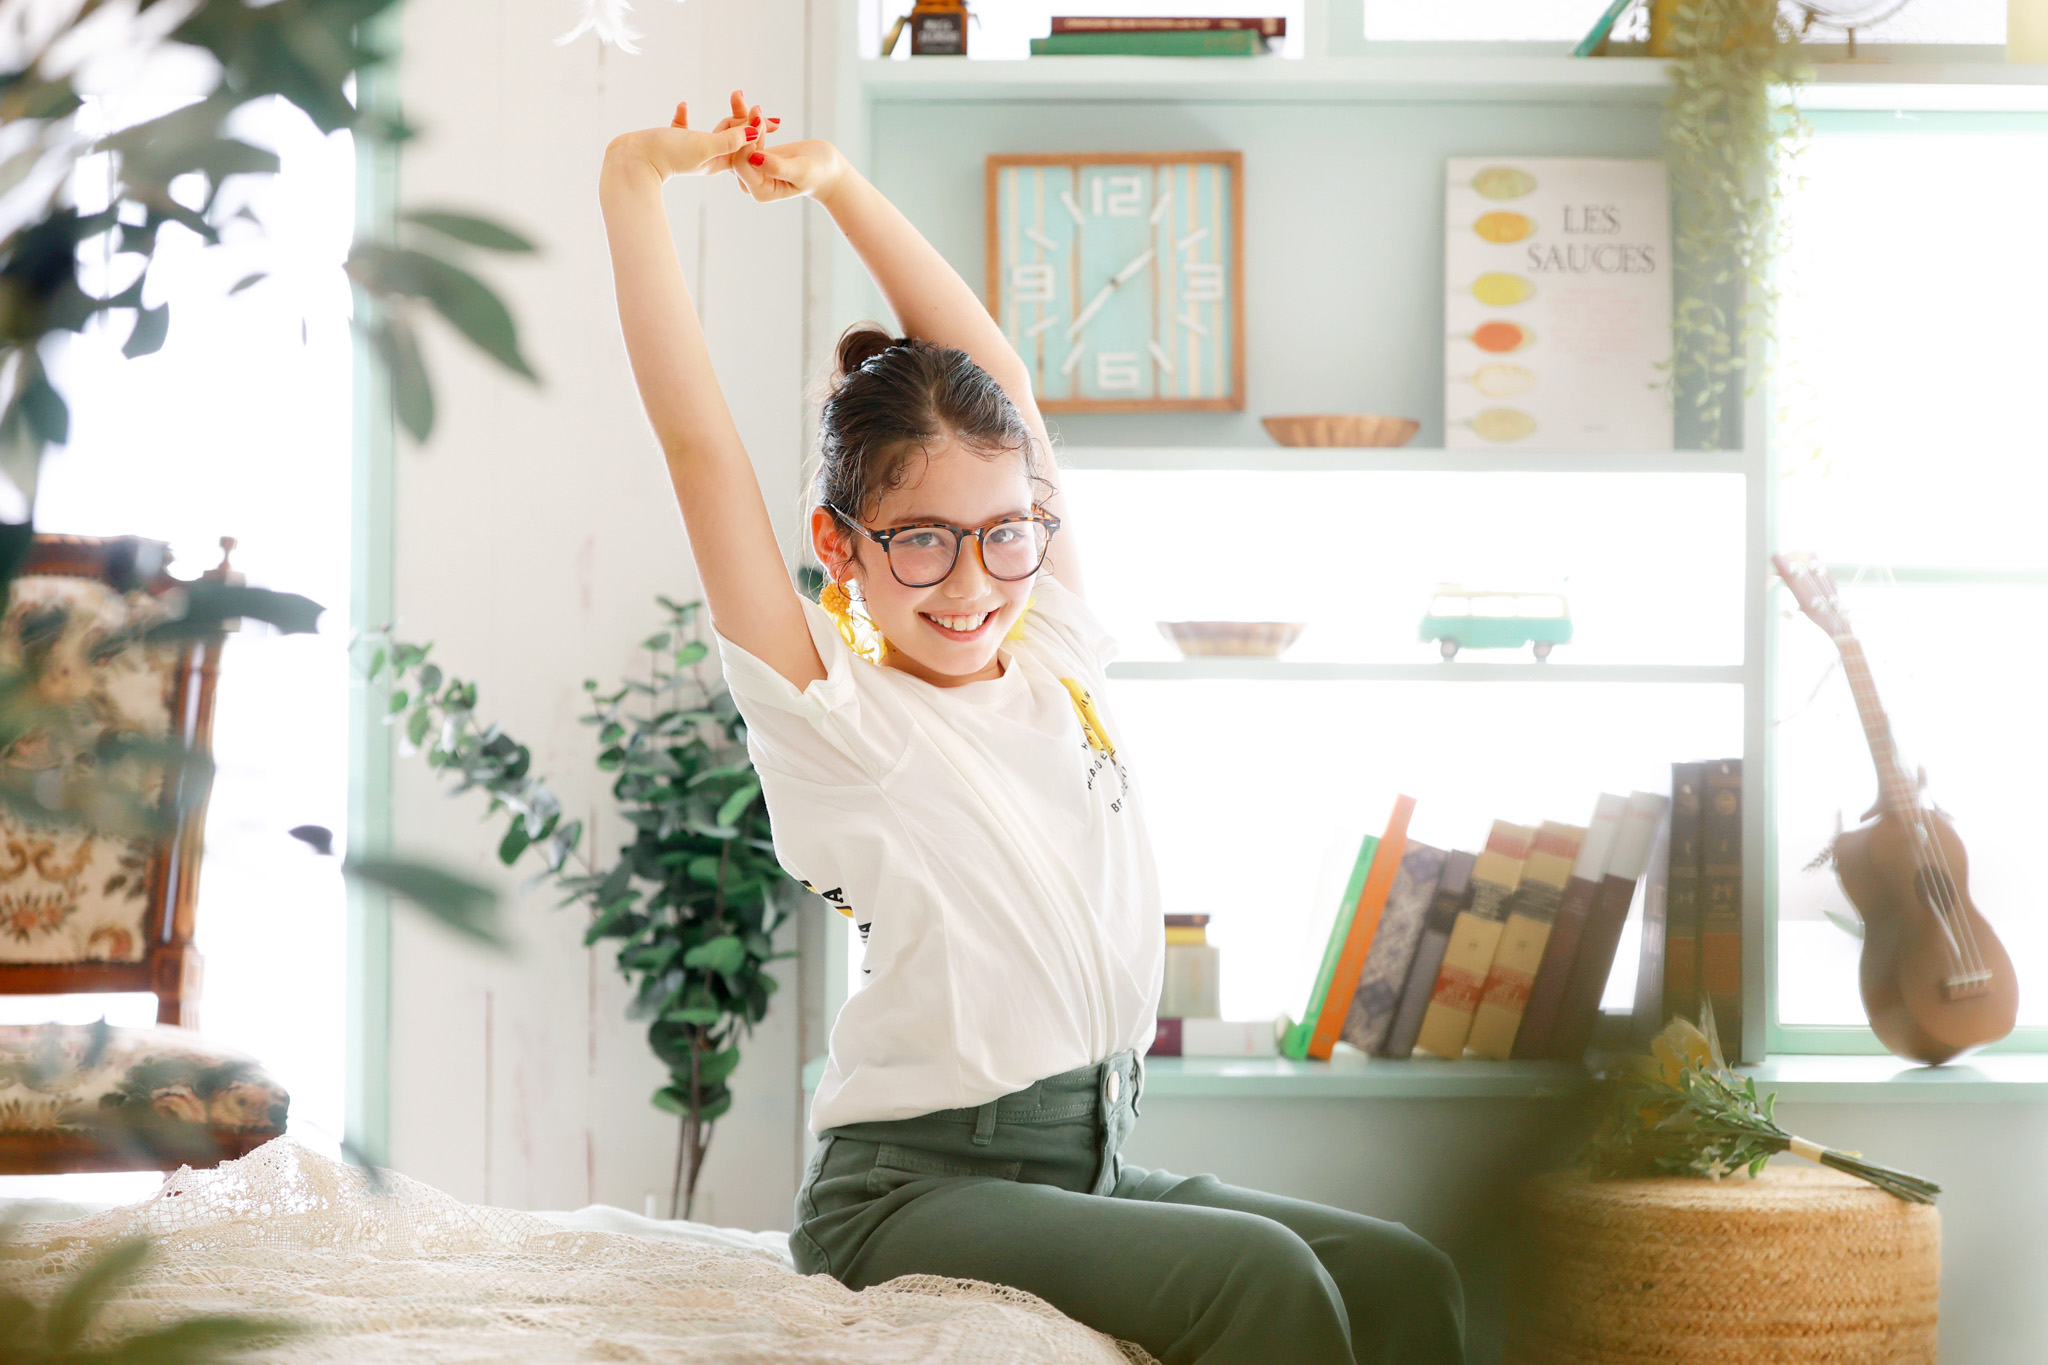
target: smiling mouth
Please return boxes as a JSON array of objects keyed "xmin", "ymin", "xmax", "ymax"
[{"xmin": 920, "ymin": 610, "xmax": 995, "ymax": 636}]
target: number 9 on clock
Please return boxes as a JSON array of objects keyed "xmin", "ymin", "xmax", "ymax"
[{"xmin": 985, "ymin": 151, "xmax": 1243, "ymax": 412}]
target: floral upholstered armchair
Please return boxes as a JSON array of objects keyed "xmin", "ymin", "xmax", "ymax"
[{"xmin": 0, "ymin": 535, "xmax": 289, "ymax": 1173}]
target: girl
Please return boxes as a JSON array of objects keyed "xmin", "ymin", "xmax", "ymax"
[{"xmin": 598, "ymin": 91, "xmax": 1466, "ymax": 1365}]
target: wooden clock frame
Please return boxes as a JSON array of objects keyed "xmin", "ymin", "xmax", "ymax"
[{"xmin": 984, "ymin": 150, "xmax": 1245, "ymax": 414}]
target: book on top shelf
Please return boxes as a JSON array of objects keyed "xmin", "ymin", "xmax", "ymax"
[
  {"xmin": 1050, "ymin": 16, "xmax": 1287, "ymax": 35},
  {"xmin": 1341, "ymin": 842, "xmax": 1447, "ymax": 1056},
  {"xmin": 1550, "ymin": 790, "xmax": 1670, "ymax": 1061},
  {"xmin": 1699, "ymin": 758, "xmax": 1743, "ymax": 1059},
  {"xmin": 1280, "ymin": 832, "xmax": 1380, "ymax": 1059},
  {"xmin": 1149, "ymin": 1017, "xmax": 1278, "ymax": 1058},
  {"xmin": 1381, "ymin": 850, "xmax": 1476, "ymax": 1059},
  {"xmin": 1414, "ymin": 822, "xmax": 1535, "ymax": 1059},
  {"xmin": 1306, "ymin": 796, "xmax": 1417, "ymax": 1061},
  {"xmin": 1468, "ymin": 820, "xmax": 1585, "ymax": 1059},
  {"xmin": 1663, "ymin": 762, "xmax": 1706, "ymax": 1025},
  {"xmin": 1512, "ymin": 794, "xmax": 1628, "ymax": 1059},
  {"xmin": 1031, "ymin": 30, "xmax": 1267, "ymax": 55}
]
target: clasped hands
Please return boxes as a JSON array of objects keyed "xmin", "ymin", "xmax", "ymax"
[{"xmin": 629, "ymin": 88, "xmax": 845, "ymax": 205}]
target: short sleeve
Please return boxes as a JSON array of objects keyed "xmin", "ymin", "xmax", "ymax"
[
  {"xmin": 1018, "ymin": 573, "xmax": 1118, "ymax": 677},
  {"xmin": 713, "ymin": 593, "xmax": 877, "ymax": 785}
]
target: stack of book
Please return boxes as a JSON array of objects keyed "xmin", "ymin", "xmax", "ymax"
[
  {"xmin": 1275, "ymin": 789, "xmax": 1677, "ymax": 1065},
  {"xmin": 1032, "ymin": 16, "xmax": 1286, "ymax": 57},
  {"xmin": 1630, "ymin": 758, "xmax": 1745, "ymax": 1061},
  {"xmin": 1148, "ymin": 913, "xmax": 1279, "ymax": 1057}
]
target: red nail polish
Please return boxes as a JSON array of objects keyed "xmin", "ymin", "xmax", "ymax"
[
  {"xmin": 749, "ymin": 153, "xmax": 765, "ymax": 167},
  {"xmin": 745, "ymin": 128, "xmax": 758, "ymax": 140}
]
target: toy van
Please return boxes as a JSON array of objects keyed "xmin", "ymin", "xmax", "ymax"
[{"xmin": 1420, "ymin": 587, "xmax": 1572, "ymax": 660}]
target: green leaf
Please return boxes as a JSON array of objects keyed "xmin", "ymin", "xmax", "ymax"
[
  {"xmin": 641, "ymin": 632, "xmax": 672, "ymax": 651},
  {"xmin": 662, "ymin": 1005, "xmax": 722, "ymax": 1026},
  {"xmin": 229, "ymin": 271, "xmax": 267, "ymax": 294},
  {"xmin": 402, "ymin": 208, "xmax": 538, "ymax": 253},
  {"xmin": 141, "ymin": 582, "xmax": 325, "ymax": 640},
  {"xmin": 697, "ymin": 1045, "xmax": 741, "ymax": 1087},
  {"xmin": 364, "ymin": 311, "xmax": 434, "ymax": 442},
  {"xmin": 683, "ymin": 935, "xmax": 747, "ymax": 975},
  {"xmin": 497, "ymin": 820, "xmax": 530, "ymax": 866},
  {"xmin": 17, "ymin": 371, "xmax": 70, "ymax": 446},
  {"xmin": 715, "ymin": 782, "xmax": 760, "ymax": 830},
  {"xmin": 418, "ymin": 662, "xmax": 443, "ymax": 694},
  {"xmin": 346, "ymin": 242, "xmax": 537, "ymax": 380},
  {"xmin": 406, "ymin": 706, "xmax": 431, "ymax": 747},
  {"xmin": 388, "ymin": 690, "xmax": 409, "ymax": 714},
  {"xmin": 686, "ymin": 855, "xmax": 723, "ymax": 885},
  {"xmin": 49, "ymin": 1237, "xmax": 150, "ymax": 1347},
  {"xmin": 652, "ymin": 1084, "xmax": 689, "ymax": 1116},
  {"xmin": 367, "ymin": 646, "xmax": 386, "ymax": 681},
  {"xmin": 343, "ymin": 856, "xmax": 506, "ymax": 949},
  {"xmin": 675, "ymin": 640, "xmax": 708, "ymax": 666},
  {"xmin": 123, "ymin": 302, "xmax": 170, "ymax": 358},
  {"xmin": 699, "ymin": 1089, "xmax": 734, "ymax": 1123}
]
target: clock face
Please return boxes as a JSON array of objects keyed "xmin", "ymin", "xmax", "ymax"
[{"xmin": 987, "ymin": 152, "xmax": 1243, "ymax": 412}]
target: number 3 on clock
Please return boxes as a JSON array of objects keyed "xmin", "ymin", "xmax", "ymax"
[{"xmin": 986, "ymin": 151, "xmax": 1243, "ymax": 413}]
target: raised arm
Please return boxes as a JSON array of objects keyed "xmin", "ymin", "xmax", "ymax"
[
  {"xmin": 734, "ymin": 117, "xmax": 1090, "ymax": 598},
  {"xmin": 600, "ymin": 103, "xmax": 825, "ymax": 691}
]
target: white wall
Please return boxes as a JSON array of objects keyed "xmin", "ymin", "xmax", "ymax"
[{"xmin": 385, "ymin": 0, "xmax": 833, "ymax": 1229}]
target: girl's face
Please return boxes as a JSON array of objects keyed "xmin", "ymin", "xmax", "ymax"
[{"xmin": 813, "ymin": 440, "xmax": 1038, "ymax": 688}]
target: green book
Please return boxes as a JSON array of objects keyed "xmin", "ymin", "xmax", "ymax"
[
  {"xmin": 1281, "ymin": 834, "xmax": 1380, "ymax": 1059},
  {"xmin": 1030, "ymin": 30, "xmax": 1265, "ymax": 56}
]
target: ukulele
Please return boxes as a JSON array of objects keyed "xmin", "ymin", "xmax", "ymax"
[{"xmin": 1773, "ymin": 553, "xmax": 2018, "ymax": 1064}]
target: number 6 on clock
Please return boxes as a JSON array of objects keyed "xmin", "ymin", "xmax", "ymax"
[{"xmin": 986, "ymin": 150, "xmax": 1244, "ymax": 412}]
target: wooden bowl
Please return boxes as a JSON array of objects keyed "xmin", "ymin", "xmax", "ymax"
[
  {"xmin": 1158, "ymin": 621, "xmax": 1307, "ymax": 658},
  {"xmin": 1261, "ymin": 414, "xmax": 1422, "ymax": 448}
]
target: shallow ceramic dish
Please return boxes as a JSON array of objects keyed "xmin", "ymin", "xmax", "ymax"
[
  {"xmin": 1261, "ymin": 414, "xmax": 1422, "ymax": 448},
  {"xmin": 1158, "ymin": 621, "xmax": 1307, "ymax": 658}
]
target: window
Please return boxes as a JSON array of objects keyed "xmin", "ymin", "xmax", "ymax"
[
  {"xmin": 0, "ymin": 88, "xmax": 356, "ymax": 1197},
  {"xmin": 1771, "ymin": 114, "xmax": 2048, "ymax": 1039},
  {"xmin": 1364, "ymin": 0, "xmax": 2006, "ymax": 44}
]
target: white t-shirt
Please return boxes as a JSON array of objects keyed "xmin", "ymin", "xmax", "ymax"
[{"xmin": 713, "ymin": 575, "xmax": 1164, "ymax": 1133}]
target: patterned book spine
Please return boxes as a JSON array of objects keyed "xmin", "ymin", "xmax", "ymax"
[
  {"xmin": 1051, "ymin": 15, "xmax": 1287, "ymax": 35},
  {"xmin": 1468, "ymin": 821, "xmax": 1585, "ymax": 1059},
  {"xmin": 1513, "ymin": 794, "xmax": 1628, "ymax": 1059},
  {"xmin": 1340, "ymin": 843, "xmax": 1447, "ymax": 1055},
  {"xmin": 1414, "ymin": 822, "xmax": 1535, "ymax": 1059},
  {"xmin": 1551, "ymin": 790, "xmax": 1669, "ymax": 1060},
  {"xmin": 1280, "ymin": 834, "xmax": 1379, "ymax": 1059},
  {"xmin": 1663, "ymin": 762, "xmax": 1706, "ymax": 1025},
  {"xmin": 1700, "ymin": 758, "xmax": 1743, "ymax": 1059},
  {"xmin": 1308, "ymin": 796, "xmax": 1417, "ymax": 1060},
  {"xmin": 1381, "ymin": 851, "xmax": 1476, "ymax": 1058}
]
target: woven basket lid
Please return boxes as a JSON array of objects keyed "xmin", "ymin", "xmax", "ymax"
[{"xmin": 1508, "ymin": 1163, "xmax": 1940, "ymax": 1365}]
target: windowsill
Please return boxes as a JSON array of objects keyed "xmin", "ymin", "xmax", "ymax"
[{"xmin": 800, "ymin": 1052, "xmax": 2048, "ymax": 1104}]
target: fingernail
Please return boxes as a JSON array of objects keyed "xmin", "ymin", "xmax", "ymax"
[
  {"xmin": 768, "ymin": 118, "xmax": 782, "ymax": 126},
  {"xmin": 745, "ymin": 128, "xmax": 758, "ymax": 140},
  {"xmin": 749, "ymin": 153, "xmax": 765, "ymax": 167}
]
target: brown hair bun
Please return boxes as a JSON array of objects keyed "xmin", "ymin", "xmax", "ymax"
[{"xmin": 834, "ymin": 324, "xmax": 905, "ymax": 381}]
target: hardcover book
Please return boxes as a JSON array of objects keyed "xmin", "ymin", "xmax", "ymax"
[
  {"xmin": 1663, "ymin": 762, "xmax": 1706, "ymax": 1024},
  {"xmin": 1700, "ymin": 758, "xmax": 1744, "ymax": 1059},
  {"xmin": 1513, "ymin": 794, "xmax": 1627, "ymax": 1059},
  {"xmin": 1051, "ymin": 16, "xmax": 1287, "ymax": 35},
  {"xmin": 1281, "ymin": 833, "xmax": 1380, "ymax": 1059},
  {"xmin": 1340, "ymin": 842, "xmax": 1447, "ymax": 1056},
  {"xmin": 1630, "ymin": 807, "xmax": 1673, "ymax": 1047},
  {"xmin": 1307, "ymin": 796, "xmax": 1417, "ymax": 1060},
  {"xmin": 1414, "ymin": 822, "xmax": 1535, "ymax": 1059},
  {"xmin": 1552, "ymin": 790, "xmax": 1671, "ymax": 1061},
  {"xmin": 1468, "ymin": 820, "xmax": 1586, "ymax": 1059},
  {"xmin": 1031, "ymin": 31, "xmax": 1266, "ymax": 55},
  {"xmin": 1382, "ymin": 850, "xmax": 1476, "ymax": 1059},
  {"xmin": 1160, "ymin": 943, "xmax": 1222, "ymax": 1018}
]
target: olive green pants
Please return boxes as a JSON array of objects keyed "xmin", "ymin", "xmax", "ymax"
[{"xmin": 793, "ymin": 1049, "xmax": 1465, "ymax": 1365}]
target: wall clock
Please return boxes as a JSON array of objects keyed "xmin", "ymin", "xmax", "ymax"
[{"xmin": 986, "ymin": 151, "xmax": 1243, "ymax": 413}]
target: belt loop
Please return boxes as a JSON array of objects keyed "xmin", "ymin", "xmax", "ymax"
[{"xmin": 971, "ymin": 1098, "xmax": 998, "ymax": 1146}]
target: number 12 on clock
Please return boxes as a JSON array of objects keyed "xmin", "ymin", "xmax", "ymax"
[{"xmin": 985, "ymin": 151, "xmax": 1243, "ymax": 413}]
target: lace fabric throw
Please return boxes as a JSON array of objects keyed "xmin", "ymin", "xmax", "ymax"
[{"xmin": 1, "ymin": 1138, "xmax": 1155, "ymax": 1365}]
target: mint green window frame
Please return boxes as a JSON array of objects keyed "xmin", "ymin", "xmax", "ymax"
[{"xmin": 1766, "ymin": 107, "xmax": 2048, "ymax": 1057}]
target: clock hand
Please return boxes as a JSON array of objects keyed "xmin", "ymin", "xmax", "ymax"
[
  {"xmin": 1067, "ymin": 249, "xmax": 1160, "ymax": 341},
  {"xmin": 1067, "ymin": 283, "xmax": 1116, "ymax": 341}
]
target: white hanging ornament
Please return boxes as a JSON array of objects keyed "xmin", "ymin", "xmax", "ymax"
[{"xmin": 559, "ymin": 0, "xmax": 683, "ymax": 53}]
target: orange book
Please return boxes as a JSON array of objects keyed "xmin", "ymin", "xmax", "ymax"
[{"xmin": 1306, "ymin": 795, "xmax": 1416, "ymax": 1060}]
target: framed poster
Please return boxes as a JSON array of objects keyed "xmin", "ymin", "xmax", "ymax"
[
  {"xmin": 987, "ymin": 151, "xmax": 1243, "ymax": 413},
  {"xmin": 1445, "ymin": 157, "xmax": 1673, "ymax": 451}
]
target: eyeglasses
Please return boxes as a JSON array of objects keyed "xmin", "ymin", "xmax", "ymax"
[{"xmin": 830, "ymin": 505, "xmax": 1061, "ymax": 589}]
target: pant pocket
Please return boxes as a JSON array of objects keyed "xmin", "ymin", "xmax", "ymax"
[{"xmin": 864, "ymin": 1141, "xmax": 1023, "ymax": 1198}]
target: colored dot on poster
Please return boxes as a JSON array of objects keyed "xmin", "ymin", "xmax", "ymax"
[
  {"xmin": 1471, "ymin": 321, "xmax": 1533, "ymax": 353},
  {"xmin": 1471, "ymin": 408, "xmax": 1539, "ymax": 443},
  {"xmin": 1471, "ymin": 166, "xmax": 1539, "ymax": 201},
  {"xmin": 1474, "ymin": 212, "xmax": 1535, "ymax": 244},
  {"xmin": 1472, "ymin": 273, "xmax": 1536, "ymax": 307}
]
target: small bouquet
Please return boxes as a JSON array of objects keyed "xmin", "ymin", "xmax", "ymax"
[{"xmin": 1586, "ymin": 1002, "xmax": 1940, "ymax": 1205}]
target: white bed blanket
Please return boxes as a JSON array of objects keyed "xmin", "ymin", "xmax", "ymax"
[{"xmin": 1, "ymin": 1138, "xmax": 1153, "ymax": 1364}]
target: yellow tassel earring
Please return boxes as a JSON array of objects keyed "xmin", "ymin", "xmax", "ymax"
[
  {"xmin": 820, "ymin": 579, "xmax": 888, "ymax": 664},
  {"xmin": 1004, "ymin": 595, "xmax": 1037, "ymax": 644}
]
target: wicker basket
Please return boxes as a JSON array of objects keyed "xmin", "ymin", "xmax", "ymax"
[
  {"xmin": 1157, "ymin": 621, "xmax": 1306, "ymax": 658},
  {"xmin": 1260, "ymin": 414, "xmax": 1421, "ymax": 448},
  {"xmin": 1509, "ymin": 1165, "xmax": 1940, "ymax": 1365}
]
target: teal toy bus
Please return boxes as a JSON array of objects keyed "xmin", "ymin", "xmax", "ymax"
[{"xmin": 1420, "ymin": 588, "xmax": 1572, "ymax": 660}]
